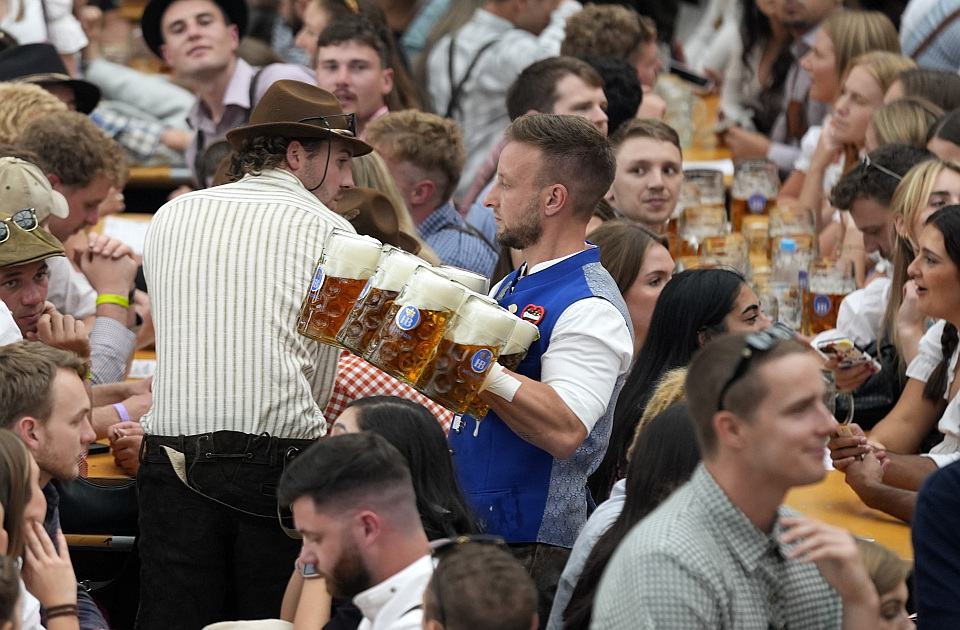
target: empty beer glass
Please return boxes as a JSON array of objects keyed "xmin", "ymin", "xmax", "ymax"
[
  {"xmin": 336, "ymin": 245, "xmax": 428, "ymax": 355},
  {"xmin": 365, "ymin": 267, "xmax": 467, "ymax": 384},
  {"xmin": 297, "ymin": 229, "xmax": 382, "ymax": 346}
]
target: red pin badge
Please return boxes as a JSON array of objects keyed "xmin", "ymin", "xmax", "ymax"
[{"xmin": 521, "ymin": 304, "xmax": 545, "ymax": 326}]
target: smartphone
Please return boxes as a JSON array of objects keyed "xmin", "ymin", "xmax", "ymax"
[
  {"xmin": 88, "ymin": 442, "xmax": 110, "ymax": 455},
  {"xmin": 816, "ymin": 338, "xmax": 881, "ymax": 373},
  {"xmin": 669, "ymin": 60, "xmax": 714, "ymax": 91}
]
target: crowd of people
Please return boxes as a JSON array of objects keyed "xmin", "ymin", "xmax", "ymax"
[{"xmin": 1, "ymin": 0, "xmax": 960, "ymax": 627}]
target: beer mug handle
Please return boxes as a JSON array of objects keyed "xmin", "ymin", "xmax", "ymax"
[{"xmin": 836, "ymin": 391, "xmax": 855, "ymax": 435}]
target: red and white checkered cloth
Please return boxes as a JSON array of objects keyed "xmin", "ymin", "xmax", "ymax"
[{"xmin": 324, "ymin": 351, "xmax": 455, "ymax": 434}]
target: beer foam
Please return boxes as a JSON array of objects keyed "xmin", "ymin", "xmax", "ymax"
[
  {"xmin": 374, "ymin": 248, "xmax": 429, "ymax": 292},
  {"xmin": 437, "ymin": 265, "xmax": 490, "ymax": 294},
  {"xmin": 503, "ymin": 319, "xmax": 540, "ymax": 354},
  {"xmin": 322, "ymin": 231, "xmax": 382, "ymax": 279},
  {"xmin": 449, "ymin": 295, "xmax": 517, "ymax": 345},
  {"xmin": 397, "ymin": 267, "xmax": 466, "ymax": 312}
]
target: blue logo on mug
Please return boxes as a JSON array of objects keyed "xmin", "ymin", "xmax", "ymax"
[
  {"xmin": 310, "ymin": 268, "xmax": 325, "ymax": 292},
  {"xmin": 813, "ymin": 294, "xmax": 831, "ymax": 316},
  {"xmin": 396, "ymin": 306, "xmax": 420, "ymax": 331},
  {"xmin": 748, "ymin": 193, "xmax": 767, "ymax": 213},
  {"xmin": 471, "ymin": 349, "xmax": 493, "ymax": 373}
]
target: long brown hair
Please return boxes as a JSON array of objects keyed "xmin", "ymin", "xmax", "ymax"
[{"xmin": 0, "ymin": 430, "xmax": 33, "ymax": 559}]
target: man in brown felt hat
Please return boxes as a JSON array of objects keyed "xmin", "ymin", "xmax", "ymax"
[{"xmin": 138, "ymin": 79, "xmax": 372, "ymax": 629}]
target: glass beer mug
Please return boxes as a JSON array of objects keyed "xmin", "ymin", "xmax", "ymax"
[
  {"xmin": 731, "ymin": 159, "xmax": 779, "ymax": 233},
  {"xmin": 465, "ymin": 317, "xmax": 540, "ymax": 421},
  {"xmin": 335, "ymin": 245, "xmax": 428, "ymax": 356},
  {"xmin": 365, "ymin": 267, "xmax": 466, "ymax": 384},
  {"xmin": 416, "ymin": 294, "xmax": 518, "ymax": 414},
  {"xmin": 297, "ymin": 229, "xmax": 382, "ymax": 346},
  {"xmin": 436, "ymin": 264, "xmax": 491, "ymax": 295}
]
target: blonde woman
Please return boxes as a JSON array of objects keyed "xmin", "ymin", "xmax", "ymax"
[{"xmin": 865, "ymin": 96, "xmax": 943, "ymax": 153}]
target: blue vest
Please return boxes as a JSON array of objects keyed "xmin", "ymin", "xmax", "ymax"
[{"xmin": 449, "ymin": 247, "xmax": 631, "ymax": 546}]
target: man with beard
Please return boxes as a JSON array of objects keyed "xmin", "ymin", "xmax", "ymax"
[
  {"xmin": 448, "ymin": 113, "xmax": 633, "ymax": 628},
  {"xmin": 279, "ymin": 432, "xmax": 432, "ymax": 630}
]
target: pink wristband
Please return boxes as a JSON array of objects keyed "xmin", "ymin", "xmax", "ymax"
[{"xmin": 112, "ymin": 402, "xmax": 131, "ymax": 423}]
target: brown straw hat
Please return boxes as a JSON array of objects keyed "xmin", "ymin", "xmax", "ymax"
[
  {"xmin": 336, "ymin": 187, "xmax": 421, "ymax": 255},
  {"xmin": 226, "ymin": 80, "xmax": 372, "ymax": 156}
]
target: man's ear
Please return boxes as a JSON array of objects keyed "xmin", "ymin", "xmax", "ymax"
[
  {"xmin": 380, "ymin": 67, "xmax": 394, "ymax": 97},
  {"xmin": 355, "ymin": 509, "xmax": 382, "ymax": 545},
  {"xmin": 543, "ymin": 183, "xmax": 568, "ymax": 217},
  {"xmin": 713, "ymin": 410, "xmax": 747, "ymax": 450},
  {"xmin": 14, "ymin": 415, "xmax": 41, "ymax": 453},
  {"xmin": 46, "ymin": 173, "xmax": 62, "ymax": 192},
  {"xmin": 411, "ymin": 179, "xmax": 436, "ymax": 206},
  {"xmin": 285, "ymin": 140, "xmax": 305, "ymax": 171}
]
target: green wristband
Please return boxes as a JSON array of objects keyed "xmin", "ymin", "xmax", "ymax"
[{"xmin": 96, "ymin": 293, "xmax": 130, "ymax": 308}]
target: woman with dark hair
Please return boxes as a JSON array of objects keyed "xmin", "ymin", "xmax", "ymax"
[
  {"xmin": 886, "ymin": 68, "xmax": 960, "ymax": 112},
  {"xmin": 928, "ymin": 108, "xmax": 960, "ymax": 163},
  {"xmin": 589, "ymin": 268, "xmax": 770, "ymax": 501},
  {"xmin": 830, "ymin": 205, "xmax": 960, "ymax": 522},
  {"xmin": 0, "ymin": 430, "xmax": 82, "ymax": 630},
  {"xmin": 331, "ymin": 396, "xmax": 480, "ymax": 538},
  {"xmin": 549, "ymin": 403, "xmax": 701, "ymax": 630}
]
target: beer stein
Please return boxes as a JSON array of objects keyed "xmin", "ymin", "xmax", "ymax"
[
  {"xmin": 436, "ymin": 264, "xmax": 491, "ymax": 294},
  {"xmin": 731, "ymin": 159, "xmax": 779, "ymax": 232},
  {"xmin": 680, "ymin": 205, "xmax": 728, "ymax": 256},
  {"xmin": 365, "ymin": 267, "xmax": 467, "ymax": 384},
  {"xmin": 336, "ymin": 245, "xmax": 428, "ymax": 355},
  {"xmin": 700, "ymin": 233, "xmax": 749, "ymax": 276},
  {"xmin": 465, "ymin": 317, "xmax": 540, "ymax": 420},
  {"xmin": 297, "ymin": 229, "xmax": 382, "ymax": 346},
  {"xmin": 416, "ymin": 294, "xmax": 518, "ymax": 414},
  {"xmin": 804, "ymin": 259, "xmax": 856, "ymax": 335},
  {"xmin": 683, "ymin": 169, "xmax": 725, "ymax": 210}
]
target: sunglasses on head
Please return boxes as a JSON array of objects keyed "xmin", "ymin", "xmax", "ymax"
[
  {"xmin": 716, "ymin": 325, "xmax": 796, "ymax": 412},
  {"xmin": 0, "ymin": 208, "xmax": 39, "ymax": 243}
]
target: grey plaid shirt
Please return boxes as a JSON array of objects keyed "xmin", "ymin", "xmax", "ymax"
[{"xmin": 592, "ymin": 465, "xmax": 841, "ymax": 630}]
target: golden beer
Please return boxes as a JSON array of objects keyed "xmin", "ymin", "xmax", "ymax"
[
  {"xmin": 297, "ymin": 228, "xmax": 382, "ymax": 346},
  {"xmin": 803, "ymin": 291, "xmax": 845, "ymax": 335},
  {"xmin": 366, "ymin": 303, "xmax": 453, "ymax": 384},
  {"xmin": 336, "ymin": 286, "xmax": 400, "ymax": 354},
  {"xmin": 730, "ymin": 194, "xmax": 774, "ymax": 233},
  {"xmin": 418, "ymin": 340, "xmax": 501, "ymax": 413},
  {"xmin": 335, "ymin": 244, "xmax": 427, "ymax": 355},
  {"xmin": 297, "ymin": 276, "xmax": 371, "ymax": 344}
]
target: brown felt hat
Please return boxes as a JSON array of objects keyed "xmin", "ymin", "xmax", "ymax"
[
  {"xmin": 226, "ymin": 80, "xmax": 372, "ymax": 156},
  {"xmin": 335, "ymin": 187, "xmax": 420, "ymax": 255}
]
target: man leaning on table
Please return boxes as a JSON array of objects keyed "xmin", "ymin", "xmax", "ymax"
[
  {"xmin": 593, "ymin": 330, "xmax": 879, "ymax": 630},
  {"xmin": 139, "ymin": 0, "xmax": 315, "ymax": 188},
  {"xmin": 139, "ymin": 80, "xmax": 369, "ymax": 629}
]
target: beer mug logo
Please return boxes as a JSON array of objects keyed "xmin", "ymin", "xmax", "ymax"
[
  {"xmin": 813, "ymin": 294, "xmax": 832, "ymax": 316},
  {"xmin": 395, "ymin": 305, "xmax": 421, "ymax": 331},
  {"xmin": 471, "ymin": 349, "xmax": 493, "ymax": 373},
  {"xmin": 748, "ymin": 193, "xmax": 766, "ymax": 214},
  {"xmin": 357, "ymin": 279, "xmax": 371, "ymax": 300},
  {"xmin": 310, "ymin": 267, "xmax": 325, "ymax": 292}
]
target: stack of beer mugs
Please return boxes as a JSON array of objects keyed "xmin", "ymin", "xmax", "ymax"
[{"xmin": 298, "ymin": 229, "xmax": 540, "ymax": 416}]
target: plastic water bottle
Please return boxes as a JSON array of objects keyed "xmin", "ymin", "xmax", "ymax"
[{"xmin": 771, "ymin": 239, "xmax": 803, "ymax": 331}]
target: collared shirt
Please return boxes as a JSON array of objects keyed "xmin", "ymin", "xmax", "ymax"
[
  {"xmin": 354, "ymin": 555, "xmax": 433, "ymax": 630},
  {"xmin": 426, "ymin": 4, "xmax": 579, "ymax": 200},
  {"xmin": 325, "ymin": 351, "xmax": 455, "ymax": 432},
  {"xmin": 592, "ymin": 465, "xmax": 841, "ymax": 630},
  {"xmin": 359, "ymin": 105, "xmax": 389, "ymax": 141},
  {"xmin": 0, "ymin": 301, "xmax": 21, "ymax": 346},
  {"xmin": 185, "ymin": 58, "xmax": 315, "ymax": 186},
  {"xmin": 766, "ymin": 26, "xmax": 830, "ymax": 174},
  {"xmin": 142, "ymin": 168, "xmax": 350, "ymax": 438},
  {"xmin": 91, "ymin": 103, "xmax": 164, "ymax": 163},
  {"xmin": 418, "ymin": 201, "xmax": 497, "ymax": 277}
]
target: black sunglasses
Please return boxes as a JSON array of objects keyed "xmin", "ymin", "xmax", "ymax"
[
  {"xmin": 0, "ymin": 208, "xmax": 39, "ymax": 243},
  {"xmin": 716, "ymin": 325, "xmax": 796, "ymax": 411},
  {"xmin": 428, "ymin": 535, "xmax": 509, "ymax": 627}
]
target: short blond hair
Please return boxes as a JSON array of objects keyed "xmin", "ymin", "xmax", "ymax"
[
  {"xmin": 19, "ymin": 111, "xmax": 127, "ymax": 188},
  {"xmin": 0, "ymin": 83, "xmax": 67, "ymax": 144},
  {"xmin": 365, "ymin": 110, "xmax": 465, "ymax": 203}
]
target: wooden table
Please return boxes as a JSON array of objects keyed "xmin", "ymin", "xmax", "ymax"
[{"xmin": 785, "ymin": 470, "xmax": 912, "ymax": 560}]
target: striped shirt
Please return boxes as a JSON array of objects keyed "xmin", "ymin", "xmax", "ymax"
[{"xmin": 142, "ymin": 169, "xmax": 351, "ymax": 439}]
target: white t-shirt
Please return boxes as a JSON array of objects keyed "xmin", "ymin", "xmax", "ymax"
[
  {"xmin": 905, "ymin": 319, "xmax": 960, "ymax": 467},
  {"xmin": 0, "ymin": 301, "xmax": 22, "ymax": 346}
]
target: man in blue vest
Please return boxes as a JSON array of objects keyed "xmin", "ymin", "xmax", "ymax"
[{"xmin": 449, "ymin": 113, "xmax": 633, "ymax": 627}]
